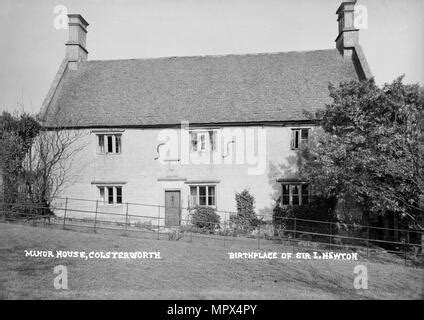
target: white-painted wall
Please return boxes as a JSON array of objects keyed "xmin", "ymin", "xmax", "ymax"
[{"xmin": 52, "ymin": 125, "xmax": 314, "ymax": 226}]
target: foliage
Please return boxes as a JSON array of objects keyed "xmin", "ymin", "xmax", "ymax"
[
  {"xmin": 0, "ymin": 112, "xmax": 41, "ymax": 148},
  {"xmin": 1, "ymin": 111, "xmax": 87, "ymax": 218},
  {"xmin": 168, "ymin": 228, "xmax": 183, "ymax": 241},
  {"xmin": 299, "ymin": 77, "xmax": 423, "ymax": 227},
  {"xmin": 273, "ymin": 196, "xmax": 338, "ymax": 240},
  {"xmin": 190, "ymin": 206, "xmax": 221, "ymax": 232},
  {"xmin": 230, "ymin": 189, "xmax": 264, "ymax": 234},
  {"xmin": 1, "ymin": 112, "xmax": 41, "ymax": 204}
]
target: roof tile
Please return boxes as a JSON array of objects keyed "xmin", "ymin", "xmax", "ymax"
[{"xmin": 43, "ymin": 49, "xmax": 359, "ymax": 127}]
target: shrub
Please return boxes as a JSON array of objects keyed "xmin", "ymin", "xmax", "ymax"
[
  {"xmin": 217, "ymin": 228, "xmax": 238, "ymax": 237},
  {"xmin": 190, "ymin": 206, "xmax": 220, "ymax": 232},
  {"xmin": 134, "ymin": 220, "xmax": 153, "ymax": 231},
  {"xmin": 168, "ymin": 228, "xmax": 183, "ymax": 241},
  {"xmin": 230, "ymin": 189, "xmax": 263, "ymax": 234},
  {"xmin": 273, "ymin": 195, "xmax": 337, "ymax": 241},
  {"xmin": 179, "ymin": 225, "xmax": 208, "ymax": 235}
]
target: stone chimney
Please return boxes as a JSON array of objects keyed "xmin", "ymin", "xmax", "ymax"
[
  {"xmin": 335, "ymin": 1, "xmax": 359, "ymax": 57},
  {"xmin": 65, "ymin": 14, "xmax": 89, "ymax": 69}
]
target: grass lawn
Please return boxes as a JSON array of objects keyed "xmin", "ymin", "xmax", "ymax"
[{"xmin": 0, "ymin": 222, "xmax": 423, "ymax": 299}]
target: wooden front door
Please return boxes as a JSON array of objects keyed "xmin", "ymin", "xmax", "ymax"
[{"xmin": 165, "ymin": 191, "xmax": 181, "ymax": 227}]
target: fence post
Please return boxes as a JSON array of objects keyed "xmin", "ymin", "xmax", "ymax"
[
  {"xmin": 157, "ymin": 205, "xmax": 160, "ymax": 240},
  {"xmin": 257, "ymin": 223, "xmax": 261, "ymax": 249},
  {"xmin": 404, "ymin": 232, "xmax": 408, "ymax": 266},
  {"xmin": 125, "ymin": 202, "xmax": 129, "ymax": 235},
  {"xmin": 366, "ymin": 225, "xmax": 370, "ymax": 258},
  {"xmin": 62, "ymin": 198, "xmax": 68, "ymax": 229},
  {"xmin": 93, "ymin": 200, "xmax": 98, "ymax": 233},
  {"xmin": 293, "ymin": 217, "xmax": 297, "ymax": 252},
  {"xmin": 223, "ymin": 213, "xmax": 226, "ymax": 247},
  {"xmin": 280, "ymin": 217, "xmax": 283, "ymax": 244},
  {"xmin": 329, "ymin": 222, "xmax": 332, "ymax": 246}
]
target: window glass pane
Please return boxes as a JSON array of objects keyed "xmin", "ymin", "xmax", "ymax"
[
  {"xmin": 98, "ymin": 135, "xmax": 105, "ymax": 153},
  {"xmin": 292, "ymin": 185, "xmax": 300, "ymax": 205},
  {"xmin": 209, "ymin": 131, "xmax": 216, "ymax": 151},
  {"xmin": 199, "ymin": 186, "xmax": 206, "ymax": 205},
  {"xmin": 107, "ymin": 187, "xmax": 114, "ymax": 204},
  {"xmin": 295, "ymin": 131, "xmax": 299, "ymax": 149},
  {"xmin": 190, "ymin": 186, "xmax": 197, "ymax": 196},
  {"xmin": 199, "ymin": 186, "xmax": 206, "ymax": 196},
  {"xmin": 208, "ymin": 196, "xmax": 215, "ymax": 206},
  {"xmin": 99, "ymin": 187, "xmax": 105, "ymax": 203},
  {"xmin": 116, "ymin": 187, "xmax": 122, "ymax": 204},
  {"xmin": 208, "ymin": 186, "xmax": 215, "ymax": 196},
  {"xmin": 301, "ymin": 184, "xmax": 309, "ymax": 205},
  {"xmin": 190, "ymin": 132, "xmax": 198, "ymax": 151},
  {"xmin": 200, "ymin": 133, "xmax": 206, "ymax": 150},
  {"xmin": 291, "ymin": 130, "xmax": 300, "ymax": 149},
  {"xmin": 115, "ymin": 135, "xmax": 121, "ymax": 153},
  {"xmin": 190, "ymin": 186, "xmax": 198, "ymax": 205},
  {"xmin": 107, "ymin": 136, "xmax": 113, "ymax": 153},
  {"xmin": 282, "ymin": 185, "xmax": 290, "ymax": 205},
  {"xmin": 301, "ymin": 129, "xmax": 309, "ymax": 147},
  {"xmin": 199, "ymin": 196, "xmax": 206, "ymax": 206},
  {"xmin": 208, "ymin": 186, "xmax": 215, "ymax": 206}
]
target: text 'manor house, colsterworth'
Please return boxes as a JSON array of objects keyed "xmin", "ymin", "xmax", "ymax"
[{"xmin": 39, "ymin": 1, "xmax": 372, "ymax": 227}]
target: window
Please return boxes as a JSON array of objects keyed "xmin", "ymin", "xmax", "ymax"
[
  {"xmin": 99, "ymin": 187, "xmax": 105, "ymax": 203},
  {"xmin": 281, "ymin": 184, "xmax": 309, "ymax": 206},
  {"xmin": 190, "ymin": 132, "xmax": 198, "ymax": 151},
  {"xmin": 97, "ymin": 134, "xmax": 122, "ymax": 154},
  {"xmin": 98, "ymin": 186, "xmax": 123, "ymax": 204},
  {"xmin": 190, "ymin": 130, "xmax": 217, "ymax": 152},
  {"xmin": 115, "ymin": 135, "xmax": 121, "ymax": 153},
  {"xmin": 190, "ymin": 185, "xmax": 216, "ymax": 206},
  {"xmin": 116, "ymin": 187, "xmax": 122, "ymax": 204},
  {"xmin": 107, "ymin": 136, "xmax": 113, "ymax": 153},
  {"xmin": 292, "ymin": 185, "xmax": 300, "ymax": 205},
  {"xmin": 291, "ymin": 128, "xmax": 309, "ymax": 150},
  {"xmin": 199, "ymin": 185, "xmax": 207, "ymax": 205},
  {"xmin": 107, "ymin": 187, "xmax": 114, "ymax": 204},
  {"xmin": 301, "ymin": 184, "xmax": 309, "ymax": 205},
  {"xmin": 98, "ymin": 135, "xmax": 105, "ymax": 153}
]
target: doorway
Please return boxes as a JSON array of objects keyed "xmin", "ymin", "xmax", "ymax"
[{"xmin": 165, "ymin": 190, "xmax": 181, "ymax": 227}]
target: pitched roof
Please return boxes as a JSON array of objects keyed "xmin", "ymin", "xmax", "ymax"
[{"xmin": 41, "ymin": 49, "xmax": 360, "ymax": 127}]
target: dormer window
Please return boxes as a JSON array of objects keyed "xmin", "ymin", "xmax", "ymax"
[{"xmin": 291, "ymin": 128, "xmax": 309, "ymax": 150}]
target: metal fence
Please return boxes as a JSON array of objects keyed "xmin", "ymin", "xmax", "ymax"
[{"xmin": 1, "ymin": 195, "xmax": 423, "ymax": 266}]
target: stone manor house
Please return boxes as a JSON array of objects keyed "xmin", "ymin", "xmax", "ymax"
[{"xmin": 39, "ymin": 1, "xmax": 372, "ymax": 226}]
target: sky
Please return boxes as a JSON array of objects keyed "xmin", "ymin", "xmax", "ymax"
[{"xmin": 0, "ymin": 0, "xmax": 423, "ymax": 114}]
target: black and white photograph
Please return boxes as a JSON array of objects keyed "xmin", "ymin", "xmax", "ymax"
[{"xmin": 0, "ymin": 0, "xmax": 423, "ymax": 307}]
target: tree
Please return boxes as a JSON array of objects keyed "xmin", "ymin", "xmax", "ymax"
[
  {"xmin": 1, "ymin": 112, "xmax": 41, "ymax": 208},
  {"xmin": 1, "ymin": 111, "xmax": 87, "ymax": 218},
  {"xmin": 299, "ymin": 77, "xmax": 423, "ymax": 231}
]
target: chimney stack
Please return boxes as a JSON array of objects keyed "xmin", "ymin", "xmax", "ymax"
[
  {"xmin": 65, "ymin": 14, "xmax": 89, "ymax": 69},
  {"xmin": 335, "ymin": 1, "xmax": 359, "ymax": 57}
]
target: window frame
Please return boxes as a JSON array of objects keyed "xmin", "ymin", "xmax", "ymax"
[
  {"xmin": 281, "ymin": 183, "xmax": 310, "ymax": 206},
  {"xmin": 97, "ymin": 185, "xmax": 124, "ymax": 205},
  {"xmin": 97, "ymin": 133, "xmax": 122, "ymax": 155},
  {"xmin": 189, "ymin": 185, "xmax": 216, "ymax": 207},
  {"xmin": 189, "ymin": 130, "xmax": 217, "ymax": 152},
  {"xmin": 291, "ymin": 128, "xmax": 310, "ymax": 150}
]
